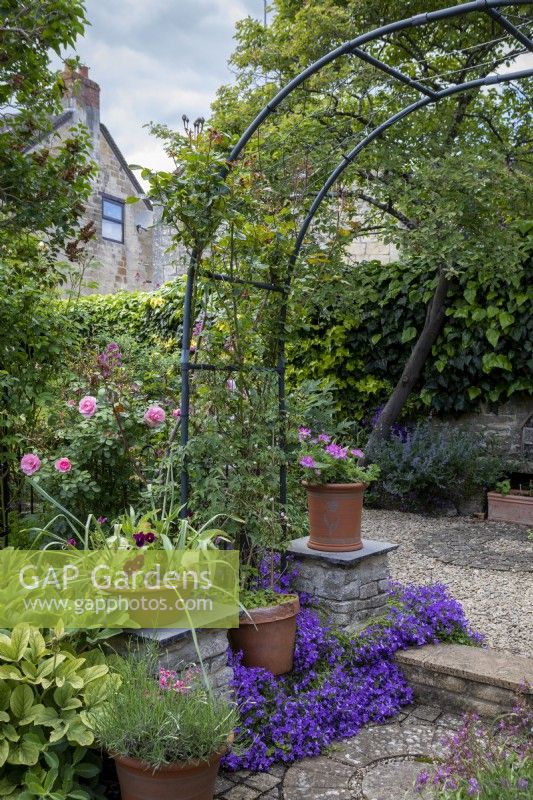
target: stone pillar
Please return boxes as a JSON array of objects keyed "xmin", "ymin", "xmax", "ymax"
[
  {"xmin": 287, "ymin": 538, "xmax": 398, "ymax": 631},
  {"xmin": 114, "ymin": 628, "xmax": 232, "ymax": 695}
]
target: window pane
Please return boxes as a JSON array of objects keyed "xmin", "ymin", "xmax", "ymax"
[
  {"xmin": 102, "ymin": 219, "xmax": 123, "ymax": 242},
  {"xmin": 102, "ymin": 198, "xmax": 123, "ymax": 221}
]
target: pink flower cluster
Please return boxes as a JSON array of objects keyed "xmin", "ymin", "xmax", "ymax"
[
  {"xmin": 143, "ymin": 405, "xmax": 166, "ymax": 428},
  {"xmin": 20, "ymin": 453, "xmax": 71, "ymax": 475},
  {"xmin": 159, "ymin": 665, "xmax": 200, "ymax": 693}
]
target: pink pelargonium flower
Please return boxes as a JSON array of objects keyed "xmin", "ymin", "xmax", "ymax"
[
  {"xmin": 351, "ymin": 448, "xmax": 365, "ymax": 459},
  {"xmin": 55, "ymin": 457, "xmax": 72, "ymax": 473},
  {"xmin": 20, "ymin": 453, "xmax": 41, "ymax": 476},
  {"xmin": 143, "ymin": 405, "xmax": 166, "ymax": 428},
  {"xmin": 300, "ymin": 455, "xmax": 316, "ymax": 469},
  {"xmin": 172, "ymin": 408, "xmax": 181, "ymax": 419},
  {"xmin": 79, "ymin": 395, "xmax": 97, "ymax": 417},
  {"xmin": 298, "ymin": 427, "xmax": 312, "ymax": 441},
  {"xmin": 325, "ymin": 443, "xmax": 348, "ymax": 460}
]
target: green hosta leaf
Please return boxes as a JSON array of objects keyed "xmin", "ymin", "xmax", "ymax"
[
  {"xmin": 2, "ymin": 723, "xmax": 20, "ymax": 742},
  {"xmin": 78, "ymin": 664, "xmax": 109, "ymax": 685},
  {"xmin": 0, "ymin": 738, "xmax": 8, "ymax": 768},
  {"xmin": 0, "ymin": 775, "xmax": 17, "ymax": 795},
  {"xmin": 10, "ymin": 684, "xmax": 34, "ymax": 719},
  {"xmin": 66, "ymin": 721, "xmax": 94, "ymax": 747},
  {"xmin": 7, "ymin": 736, "xmax": 40, "ymax": 766},
  {"xmin": 44, "ymin": 750, "xmax": 60, "ymax": 770},
  {"xmin": 27, "ymin": 629, "xmax": 47, "ymax": 661},
  {"xmin": 0, "ymin": 664, "xmax": 23, "ymax": 680},
  {"xmin": 7, "ymin": 624, "xmax": 31, "ymax": 662},
  {"xmin": 74, "ymin": 762, "xmax": 100, "ymax": 778},
  {"xmin": 31, "ymin": 704, "xmax": 60, "ymax": 727},
  {"xmin": 463, "ymin": 287, "xmax": 476, "ymax": 305},
  {"xmin": 0, "ymin": 710, "xmax": 9, "ymax": 722},
  {"xmin": 485, "ymin": 328, "xmax": 499, "ymax": 348}
]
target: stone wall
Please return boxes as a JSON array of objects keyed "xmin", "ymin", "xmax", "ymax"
[
  {"xmin": 38, "ymin": 67, "xmax": 156, "ymax": 294},
  {"xmin": 395, "ymin": 643, "xmax": 533, "ymax": 717},
  {"xmin": 439, "ymin": 395, "xmax": 533, "ymax": 473},
  {"xmin": 288, "ymin": 537, "xmax": 398, "ymax": 631}
]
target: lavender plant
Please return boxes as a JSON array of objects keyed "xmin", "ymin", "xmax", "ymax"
[{"xmin": 416, "ymin": 695, "xmax": 532, "ymax": 798}]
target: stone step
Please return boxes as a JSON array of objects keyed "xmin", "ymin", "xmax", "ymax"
[{"xmin": 395, "ymin": 643, "xmax": 533, "ymax": 717}]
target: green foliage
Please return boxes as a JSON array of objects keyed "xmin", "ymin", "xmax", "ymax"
[
  {"xmin": 240, "ymin": 589, "xmax": 295, "ymax": 611},
  {"xmin": 0, "ymin": 623, "xmax": 120, "ymax": 799},
  {"xmin": 92, "ymin": 647, "xmax": 237, "ymax": 768},
  {"xmin": 287, "ymin": 236, "xmax": 532, "ymax": 417}
]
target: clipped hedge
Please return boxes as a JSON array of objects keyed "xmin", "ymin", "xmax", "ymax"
[
  {"xmin": 62, "ymin": 277, "xmax": 186, "ymax": 345},
  {"xmin": 60, "ymin": 250, "xmax": 532, "ymax": 418}
]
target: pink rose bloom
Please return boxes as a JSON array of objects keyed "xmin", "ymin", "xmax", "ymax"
[
  {"xmin": 351, "ymin": 448, "xmax": 365, "ymax": 459},
  {"xmin": 79, "ymin": 395, "xmax": 97, "ymax": 417},
  {"xmin": 20, "ymin": 453, "xmax": 41, "ymax": 476},
  {"xmin": 144, "ymin": 405, "xmax": 166, "ymax": 428},
  {"xmin": 54, "ymin": 457, "xmax": 72, "ymax": 473},
  {"xmin": 172, "ymin": 408, "xmax": 181, "ymax": 419}
]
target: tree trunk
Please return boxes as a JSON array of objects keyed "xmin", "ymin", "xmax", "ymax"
[{"xmin": 365, "ymin": 270, "xmax": 451, "ymax": 455}]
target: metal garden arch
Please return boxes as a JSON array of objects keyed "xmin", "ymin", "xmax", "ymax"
[{"xmin": 179, "ymin": 0, "xmax": 533, "ymax": 512}]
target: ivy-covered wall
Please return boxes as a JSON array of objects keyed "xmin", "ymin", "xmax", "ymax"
[{"xmin": 62, "ymin": 255, "xmax": 532, "ymax": 420}]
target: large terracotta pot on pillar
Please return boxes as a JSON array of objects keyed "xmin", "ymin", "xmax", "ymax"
[{"xmin": 304, "ymin": 482, "xmax": 368, "ymax": 552}]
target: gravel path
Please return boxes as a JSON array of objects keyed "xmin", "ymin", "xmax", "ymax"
[{"xmin": 361, "ymin": 509, "xmax": 533, "ymax": 658}]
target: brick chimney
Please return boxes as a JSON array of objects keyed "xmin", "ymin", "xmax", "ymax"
[{"xmin": 61, "ymin": 65, "xmax": 100, "ymax": 135}]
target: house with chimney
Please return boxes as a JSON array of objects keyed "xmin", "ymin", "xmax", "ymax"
[{"xmin": 45, "ymin": 66, "xmax": 157, "ymax": 293}]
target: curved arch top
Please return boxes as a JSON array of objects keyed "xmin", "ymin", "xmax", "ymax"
[
  {"xmin": 179, "ymin": 0, "xmax": 533, "ymax": 512},
  {"xmin": 228, "ymin": 0, "xmax": 533, "ymax": 163}
]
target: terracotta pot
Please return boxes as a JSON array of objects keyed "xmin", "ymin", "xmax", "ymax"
[
  {"xmin": 228, "ymin": 595, "xmax": 300, "ymax": 675},
  {"xmin": 305, "ymin": 482, "xmax": 368, "ymax": 552},
  {"xmin": 487, "ymin": 491, "xmax": 533, "ymax": 525},
  {"xmin": 113, "ymin": 743, "xmax": 228, "ymax": 800}
]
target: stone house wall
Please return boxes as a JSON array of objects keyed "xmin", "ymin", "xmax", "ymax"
[{"xmin": 37, "ymin": 66, "xmax": 156, "ymax": 294}]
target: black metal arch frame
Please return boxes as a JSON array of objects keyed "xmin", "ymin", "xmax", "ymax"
[{"xmin": 179, "ymin": 0, "xmax": 533, "ymax": 512}]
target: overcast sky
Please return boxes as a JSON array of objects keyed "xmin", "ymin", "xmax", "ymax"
[
  {"xmin": 69, "ymin": 0, "xmax": 263, "ymax": 173},
  {"xmin": 68, "ymin": 2, "xmax": 532, "ymax": 178}
]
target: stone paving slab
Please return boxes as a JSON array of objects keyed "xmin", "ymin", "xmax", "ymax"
[{"xmin": 216, "ymin": 705, "xmax": 459, "ymax": 800}]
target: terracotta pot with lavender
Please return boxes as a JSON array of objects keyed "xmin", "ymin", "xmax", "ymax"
[
  {"xmin": 298, "ymin": 429, "xmax": 380, "ymax": 553},
  {"xmin": 93, "ymin": 650, "xmax": 237, "ymax": 800}
]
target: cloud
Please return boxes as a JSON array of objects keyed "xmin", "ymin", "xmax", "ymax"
[{"xmin": 67, "ymin": 0, "xmax": 262, "ymax": 172}]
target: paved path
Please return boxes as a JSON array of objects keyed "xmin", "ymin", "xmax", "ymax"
[{"xmin": 215, "ymin": 704, "xmax": 461, "ymax": 800}]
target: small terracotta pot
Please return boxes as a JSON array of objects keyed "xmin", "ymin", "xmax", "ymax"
[
  {"xmin": 228, "ymin": 595, "xmax": 300, "ymax": 675},
  {"xmin": 113, "ymin": 743, "xmax": 228, "ymax": 800},
  {"xmin": 305, "ymin": 482, "xmax": 368, "ymax": 552},
  {"xmin": 487, "ymin": 490, "xmax": 533, "ymax": 525}
]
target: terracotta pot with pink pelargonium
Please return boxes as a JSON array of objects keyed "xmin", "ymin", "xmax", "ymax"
[{"xmin": 298, "ymin": 429, "xmax": 380, "ymax": 552}]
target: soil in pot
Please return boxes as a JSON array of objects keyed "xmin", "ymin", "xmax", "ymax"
[
  {"xmin": 228, "ymin": 594, "xmax": 300, "ymax": 675},
  {"xmin": 305, "ymin": 482, "xmax": 367, "ymax": 552},
  {"xmin": 113, "ymin": 745, "xmax": 227, "ymax": 800}
]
